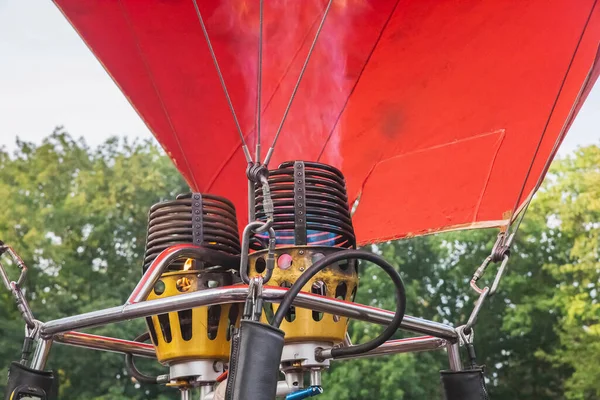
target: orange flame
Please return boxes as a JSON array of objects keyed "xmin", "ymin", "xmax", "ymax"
[{"xmin": 183, "ymin": 258, "xmax": 194, "ymax": 271}]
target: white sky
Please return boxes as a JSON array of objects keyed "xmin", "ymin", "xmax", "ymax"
[{"xmin": 1, "ymin": 0, "xmax": 599, "ymax": 155}]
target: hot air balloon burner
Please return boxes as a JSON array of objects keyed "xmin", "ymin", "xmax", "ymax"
[
  {"xmin": 142, "ymin": 193, "xmax": 242, "ymax": 381},
  {"xmin": 248, "ymin": 161, "xmax": 358, "ymax": 371}
]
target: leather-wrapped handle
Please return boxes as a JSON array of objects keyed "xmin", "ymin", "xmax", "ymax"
[
  {"xmin": 226, "ymin": 320, "xmax": 285, "ymax": 400},
  {"xmin": 440, "ymin": 368, "xmax": 490, "ymax": 400}
]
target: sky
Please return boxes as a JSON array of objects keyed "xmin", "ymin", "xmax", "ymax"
[{"xmin": 0, "ymin": 0, "xmax": 599, "ymax": 156}]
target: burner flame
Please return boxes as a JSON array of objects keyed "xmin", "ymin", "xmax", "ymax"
[{"xmin": 183, "ymin": 258, "xmax": 194, "ymax": 271}]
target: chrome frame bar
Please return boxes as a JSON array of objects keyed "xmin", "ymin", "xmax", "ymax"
[
  {"xmin": 332, "ymin": 336, "xmax": 447, "ymax": 361},
  {"xmin": 54, "ymin": 333, "xmax": 459, "ymax": 372},
  {"xmin": 54, "ymin": 331, "xmax": 156, "ymax": 359},
  {"xmin": 30, "ymin": 339, "xmax": 53, "ymax": 370},
  {"xmin": 41, "ymin": 286, "xmax": 458, "ymax": 342},
  {"xmin": 447, "ymin": 342, "xmax": 462, "ymax": 371}
]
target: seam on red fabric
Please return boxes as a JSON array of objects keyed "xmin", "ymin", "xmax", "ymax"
[
  {"xmin": 472, "ymin": 129, "xmax": 506, "ymax": 223},
  {"xmin": 510, "ymin": 0, "xmax": 598, "ymax": 216}
]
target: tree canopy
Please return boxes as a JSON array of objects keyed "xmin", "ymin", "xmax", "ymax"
[{"xmin": 0, "ymin": 130, "xmax": 598, "ymax": 399}]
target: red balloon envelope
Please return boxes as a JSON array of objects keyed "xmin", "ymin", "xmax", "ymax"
[{"xmin": 53, "ymin": 0, "xmax": 600, "ymax": 244}]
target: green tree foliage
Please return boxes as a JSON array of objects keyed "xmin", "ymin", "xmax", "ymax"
[
  {"xmin": 528, "ymin": 146, "xmax": 600, "ymax": 400},
  {"xmin": 0, "ymin": 130, "xmax": 598, "ymax": 399},
  {"xmin": 322, "ymin": 146, "xmax": 600, "ymax": 400},
  {"xmin": 0, "ymin": 128, "xmax": 187, "ymax": 399}
]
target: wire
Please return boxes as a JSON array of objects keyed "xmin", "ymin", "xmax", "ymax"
[
  {"xmin": 255, "ymin": 0, "xmax": 264, "ymax": 162},
  {"xmin": 263, "ymin": 0, "xmax": 334, "ymax": 166},
  {"xmin": 508, "ymin": 0, "xmax": 598, "ymax": 233},
  {"xmin": 191, "ymin": 0, "xmax": 252, "ymax": 163},
  {"xmin": 271, "ymin": 249, "xmax": 406, "ymax": 358}
]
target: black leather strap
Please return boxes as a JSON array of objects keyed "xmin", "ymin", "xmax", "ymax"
[
  {"xmin": 226, "ymin": 320, "xmax": 285, "ymax": 400},
  {"xmin": 4, "ymin": 361, "xmax": 57, "ymax": 400},
  {"xmin": 294, "ymin": 161, "xmax": 307, "ymax": 245},
  {"xmin": 440, "ymin": 368, "xmax": 490, "ymax": 400},
  {"xmin": 191, "ymin": 193, "xmax": 204, "ymax": 246}
]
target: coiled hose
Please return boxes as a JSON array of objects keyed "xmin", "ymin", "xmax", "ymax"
[{"xmin": 272, "ymin": 249, "xmax": 406, "ymax": 359}]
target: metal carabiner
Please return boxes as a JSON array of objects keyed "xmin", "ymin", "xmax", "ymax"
[
  {"xmin": 469, "ymin": 256, "xmax": 492, "ymax": 294},
  {"xmin": 240, "ymin": 221, "xmax": 276, "ymax": 284},
  {"xmin": 242, "ymin": 277, "xmax": 265, "ymax": 322},
  {"xmin": 457, "ymin": 325, "xmax": 478, "ymax": 369},
  {"xmin": 464, "ymin": 286, "xmax": 490, "ymax": 334},
  {"xmin": 1, "ymin": 245, "xmax": 36, "ymax": 330},
  {"xmin": 469, "ymin": 232, "xmax": 513, "ymax": 297},
  {"xmin": 489, "ymin": 253, "xmax": 510, "ymax": 296},
  {"xmin": 252, "ymin": 276, "xmax": 264, "ymax": 322},
  {"xmin": 0, "ymin": 244, "xmax": 28, "ymax": 290}
]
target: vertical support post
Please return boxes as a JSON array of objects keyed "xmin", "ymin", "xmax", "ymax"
[
  {"xmin": 180, "ymin": 388, "xmax": 190, "ymax": 400},
  {"xmin": 446, "ymin": 342, "xmax": 462, "ymax": 371},
  {"xmin": 200, "ymin": 386, "xmax": 214, "ymax": 400},
  {"xmin": 30, "ymin": 339, "xmax": 53, "ymax": 370}
]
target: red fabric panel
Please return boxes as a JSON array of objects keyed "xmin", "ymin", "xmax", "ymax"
[
  {"xmin": 54, "ymin": 0, "xmax": 600, "ymax": 243},
  {"xmin": 355, "ymin": 130, "xmax": 506, "ymax": 242}
]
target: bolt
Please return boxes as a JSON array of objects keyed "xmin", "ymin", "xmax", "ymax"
[{"xmin": 213, "ymin": 360, "xmax": 224, "ymax": 373}]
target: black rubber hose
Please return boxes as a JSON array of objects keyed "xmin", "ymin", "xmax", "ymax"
[
  {"xmin": 271, "ymin": 249, "xmax": 406, "ymax": 359},
  {"xmin": 125, "ymin": 332, "xmax": 161, "ymax": 385},
  {"xmin": 143, "ymin": 245, "xmax": 241, "ymax": 274}
]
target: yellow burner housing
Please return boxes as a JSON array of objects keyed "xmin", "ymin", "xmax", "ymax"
[
  {"xmin": 248, "ymin": 247, "xmax": 358, "ymax": 344},
  {"xmin": 146, "ymin": 271, "xmax": 241, "ymax": 364}
]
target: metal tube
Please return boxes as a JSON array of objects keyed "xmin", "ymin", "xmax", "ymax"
[
  {"xmin": 41, "ymin": 286, "xmax": 457, "ymax": 341},
  {"xmin": 446, "ymin": 342, "xmax": 462, "ymax": 371},
  {"xmin": 332, "ymin": 336, "xmax": 447, "ymax": 361},
  {"xmin": 56, "ymin": 332, "xmax": 449, "ymax": 370},
  {"xmin": 54, "ymin": 331, "xmax": 156, "ymax": 358},
  {"xmin": 128, "ymin": 245, "xmax": 198, "ymax": 304},
  {"xmin": 310, "ymin": 369, "xmax": 322, "ymax": 386},
  {"xmin": 43, "ymin": 286, "xmax": 248, "ymax": 336},
  {"xmin": 290, "ymin": 290, "xmax": 457, "ymax": 341},
  {"xmin": 202, "ymin": 381, "xmax": 292, "ymax": 400},
  {"xmin": 200, "ymin": 386, "xmax": 214, "ymax": 400},
  {"xmin": 180, "ymin": 389, "xmax": 190, "ymax": 400},
  {"xmin": 30, "ymin": 339, "xmax": 52, "ymax": 370},
  {"xmin": 343, "ymin": 332, "xmax": 352, "ymax": 347},
  {"xmin": 128, "ymin": 244, "xmax": 239, "ymax": 304}
]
